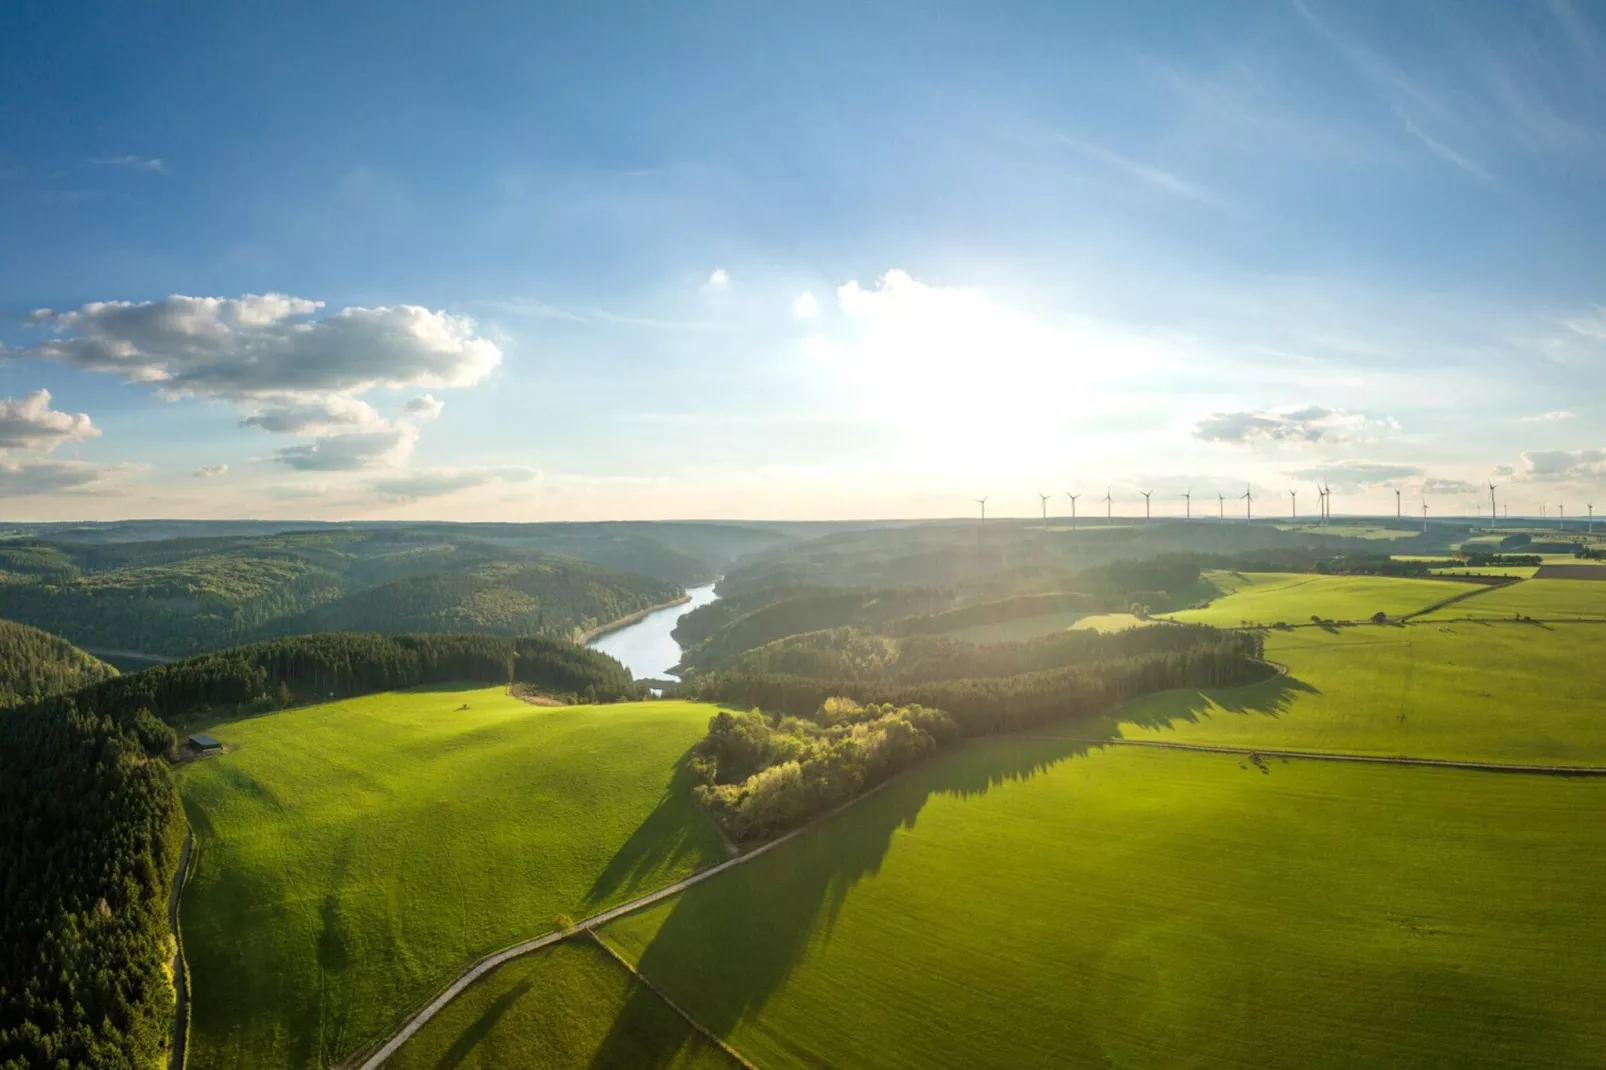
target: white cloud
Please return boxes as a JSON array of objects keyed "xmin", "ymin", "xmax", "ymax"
[
  {"xmin": 273, "ymin": 426, "xmax": 418, "ymax": 471},
  {"xmin": 193, "ymin": 464, "xmax": 228, "ymax": 478},
  {"xmin": 0, "ymin": 458, "xmax": 128, "ymax": 496},
  {"xmin": 1195, "ymin": 405, "xmax": 1396, "ymax": 446},
  {"xmin": 402, "ymin": 394, "xmax": 444, "ymax": 419},
  {"xmin": 0, "ymin": 390, "xmax": 99, "ymax": 450},
  {"xmin": 1519, "ymin": 410, "xmax": 1577, "ymax": 422},
  {"xmin": 1285, "ymin": 461, "xmax": 1425, "ymax": 491},
  {"xmin": 1521, "ymin": 447, "xmax": 1606, "ymax": 481},
  {"xmin": 1422, "ymin": 477, "xmax": 1481, "ymax": 494},
  {"xmin": 241, "ymin": 395, "xmax": 383, "ymax": 435},
  {"xmin": 18, "ymin": 294, "xmax": 500, "ymax": 405},
  {"xmin": 792, "ymin": 292, "xmax": 819, "ymax": 319},
  {"xmin": 372, "ymin": 465, "xmax": 539, "ymax": 501},
  {"xmin": 92, "ymin": 155, "xmax": 166, "ymax": 174},
  {"xmin": 705, "ymin": 268, "xmax": 729, "ymax": 289}
]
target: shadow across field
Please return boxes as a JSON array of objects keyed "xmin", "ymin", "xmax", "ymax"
[
  {"xmin": 1100, "ymin": 670, "xmax": 1320, "ymax": 736},
  {"xmin": 585, "ymin": 755, "xmax": 727, "ymax": 908},
  {"xmin": 587, "ymin": 734, "xmax": 1095, "ymax": 1068}
]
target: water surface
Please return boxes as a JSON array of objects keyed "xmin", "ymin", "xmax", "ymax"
[{"xmin": 588, "ymin": 583, "xmax": 719, "ymax": 680}]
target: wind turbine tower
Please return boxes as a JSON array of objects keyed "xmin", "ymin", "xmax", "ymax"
[
  {"xmin": 1104, "ymin": 488, "xmax": 1113, "ymax": 520},
  {"xmin": 1141, "ymin": 489, "xmax": 1153, "ymax": 521},
  {"xmin": 1065, "ymin": 492, "xmax": 1080, "ymax": 531},
  {"xmin": 1323, "ymin": 482, "xmax": 1333, "ymax": 526},
  {"xmin": 1421, "ymin": 499, "xmax": 1428, "ymax": 534},
  {"xmin": 1560, "ymin": 504, "xmax": 1565, "ymax": 530},
  {"xmin": 1589, "ymin": 503, "xmax": 1595, "ymax": 535},
  {"xmin": 1242, "ymin": 484, "xmax": 1254, "ymax": 523},
  {"xmin": 974, "ymin": 497, "xmax": 988, "ymax": 523},
  {"xmin": 1217, "ymin": 491, "xmax": 1226, "ymax": 519},
  {"xmin": 1182, "ymin": 489, "xmax": 1192, "ymax": 520},
  {"xmin": 1289, "ymin": 489, "xmax": 1297, "ymax": 519},
  {"xmin": 1488, "ymin": 482, "xmax": 1498, "ymax": 530},
  {"xmin": 1395, "ymin": 487, "xmax": 1401, "ymax": 520},
  {"xmin": 1038, "ymin": 492, "xmax": 1051, "ymax": 523}
]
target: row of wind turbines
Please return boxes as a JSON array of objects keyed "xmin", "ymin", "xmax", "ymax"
[{"xmin": 971, "ymin": 480, "xmax": 1597, "ymax": 534}]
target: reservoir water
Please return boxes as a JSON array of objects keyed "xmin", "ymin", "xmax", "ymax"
[{"xmin": 587, "ymin": 582, "xmax": 719, "ymax": 680}]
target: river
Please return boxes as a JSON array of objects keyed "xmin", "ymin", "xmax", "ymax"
[{"xmin": 587, "ymin": 583, "xmax": 719, "ymax": 680}]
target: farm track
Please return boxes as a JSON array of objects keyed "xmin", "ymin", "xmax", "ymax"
[
  {"xmin": 347, "ymin": 768, "xmax": 912, "ymax": 1068},
  {"xmin": 168, "ymin": 830, "xmax": 194, "ymax": 1070},
  {"xmin": 1016, "ymin": 736, "xmax": 1606, "ymax": 777}
]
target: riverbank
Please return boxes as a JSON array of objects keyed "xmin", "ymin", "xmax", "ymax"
[{"xmin": 576, "ymin": 593, "xmax": 694, "ymax": 645}]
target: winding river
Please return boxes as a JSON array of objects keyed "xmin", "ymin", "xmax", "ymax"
[{"xmin": 587, "ymin": 583, "xmax": 719, "ymax": 680}]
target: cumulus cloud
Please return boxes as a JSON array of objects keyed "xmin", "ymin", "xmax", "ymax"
[
  {"xmin": 1520, "ymin": 410, "xmax": 1577, "ymax": 422},
  {"xmin": 241, "ymin": 395, "xmax": 383, "ymax": 435},
  {"xmin": 1285, "ymin": 461, "xmax": 1424, "ymax": 490},
  {"xmin": 193, "ymin": 464, "xmax": 228, "ymax": 478},
  {"xmin": 792, "ymin": 292, "xmax": 819, "ymax": 319},
  {"xmin": 273, "ymin": 426, "xmax": 418, "ymax": 471},
  {"xmin": 0, "ymin": 458, "xmax": 128, "ymax": 496},
  {"xmin": 372, "ymin": 465, "xmax": 539, "ymax": 501},
  {"xmin": 1195, "ymin": 405, "xmax": 1396, "ymax": 446},
  {"xmin": 402, "ymin": 394, "xmax": 444, "ymax": 419},
  {"xmin": 19, "ymin": 295, "xmax": 500, "ymax": 402},
  {"xmin": 1521, "ymin": 447, "xmax": 1606, "ymax": 481},
  {"xmin": 1422, "ymin": 477, "xmax": 1481, "ymax": 494},
  {"xmin": 0, "ymin": 390, "xmax": 99, "ymax": 450}
]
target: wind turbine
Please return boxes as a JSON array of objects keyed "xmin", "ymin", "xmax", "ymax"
[
  {"xmin": 1289, "ymin": 489, "xmax": 1297, "ymax": 519},
  {"xmin": 1182, "ymin": 489, "xmax": 1192, "ymax": 520},
  {"xmin": 1217, "ymin": 490, "xmax": 1226, "ymax": 519},
  {"xmin": 974, "ymin": 496, "xmax": 988, "ymax": 523},
  {"xmin": 1421, "ymin": 499, "xmax": 1428, "ymax": 534},
  {"xmin": 1323, "ymin": 482, "xmax": 1333, "ymax": 525},
  {"xmin": 1065, "ymin": 492, "xmax": 1080, "ymax": 530},
  {"xmin": 1488, "ymin": 482, "xmax": 1498, "ymax": 530},
  {"xmin": 1395, "ymin": 487, "xmax": 1401, "ymax": 520},
  {"xmin": 1242, "ymin": 483, "xmax": 1254, "ymax": 523},
  {"xmin": 1316, "ymin": 484, "xmax": 1327, "ymax": 529},
  {"xmin": 1589, "ymin": 503, "xmax": 1595, "ymax": 535},
  {"xmin": 1104, "ymin": 487, "xmax": 1113, "ymax": 520},
  {"xmin": 1559, "ymin": 503, "xmax": 1565, "ymax": 530},
  {"xmin": 1141, "ymin": 489, "xmax": 1153, "ymax": 521},
  {"xmin": 1038, "ymin": 492, "xmax": 1051, "ymax": 523}
]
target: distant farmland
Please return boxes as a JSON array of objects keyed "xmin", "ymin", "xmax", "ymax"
[{"xmin": 1161, "ymin": 571, "xmax": 1470, "ymax": 626}]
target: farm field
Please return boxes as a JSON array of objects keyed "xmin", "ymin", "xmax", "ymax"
[
  {"xmin": 1112, "ymin": 622, "xmax": 1606, "ymax": 764},
  {"xmin": 1069, "ymin": 611, "xmax": 1151, "ymax": 632},
  {"xmin": 590, "ymin": 741, "xmax": 1606, "ymax": 1069},
  {"xmin": 178, "ymin": 687, "xmax": 726, "ymax": 1069},
  {"xmin": 1160, "ymin": 571, "xmax": 1468, "ymax": 626},
  {"xmin": 1275, "ymin": 522, "xmax": 1418, "ymax": 540},
  {"xmin": 385, "ymin": 939, "xmax": 733, "ymax": 1070},
  {"xmin": 1430, "ymin": 565, "xmax": 1540, "ymax": 578},
  {"xmin": 1418, "ymin": 578, "xmax": 1606, "ymax": 620}
]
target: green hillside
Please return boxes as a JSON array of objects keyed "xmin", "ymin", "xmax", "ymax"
[
  {"xmin": 0, "ymin": 619, "xmax": 116, "ymax": 708},
  {"xmin": 178, "ymin": 687, "xmax": 727, "ymax": 1068},
  {"xmin": 1160, "ymin": 570, "xmax": 1471, "ymax": 626}
]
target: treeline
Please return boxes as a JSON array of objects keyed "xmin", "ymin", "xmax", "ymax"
[
  {"xmin": 884, "ymin": 591, "xmax": 1104, "ymax": 636},
  {"xmin": 0, "ymin": 620, "xmax": 117, "ymax": 708},
  {"xmin": 685, "ymin": 628, "xmax": 1266, "ymax": 738},
  {"xmin": 0, "ymin": 702, "xmax": 184, "ymax": 1069},
  {"xmin": 25, "ymin": 632, "xmax": 645, "ymax": 732},
  {"xmin": 691, "ymin": 700, "xmax": 958, "ymax": 841}
]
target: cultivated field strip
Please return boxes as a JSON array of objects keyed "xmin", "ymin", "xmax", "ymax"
[{"xmin": 1016, "ymin": 736, "xmax": 1606, "ymax": 776}]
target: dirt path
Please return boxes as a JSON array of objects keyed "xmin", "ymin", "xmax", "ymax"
[
  {"xmin": 168, "ymin": 830, "xmax": 194, "ymax": 1070},
  {"xmin": 349, "ymin": 773, "xmax": 905, "ymax": 1068},
  {"xmin": 1013, "ymin": 736, "xmax": 1606, "ymax": 777}
]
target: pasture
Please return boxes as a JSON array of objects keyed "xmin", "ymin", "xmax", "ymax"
[
  {"xmin": 177, "ymin": 688, "xmax": 725, "ymax": 1069},
  {"xmin": 1161, "ymin": 571, "xmax": 1469, "ymax": 626},
  {"xmin": 386, "ymin": 939, "xmax": 733, "ymax": 1070},
  {"xmin": 595, "ymin": 741, "xmax": 1606, "ymax": 1069},
  {"xmin": 1418, "ymin": 578, "xmax": 1606, "ymax": 620},
  {"xmin": 1113, "ymin": 622, "xmax": 1606, "ymax": 764}
]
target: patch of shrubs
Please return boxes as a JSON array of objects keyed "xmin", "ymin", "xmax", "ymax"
[{"xmin": 690, "ymin": 699, "xmax": 958, "ymax": 841}]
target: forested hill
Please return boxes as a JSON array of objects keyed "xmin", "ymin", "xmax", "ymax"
[
  {"xmin": 0, "ymin": 528, "xmax": 690, "ymax": 657},
  {"xmin": 0, "ymin": 620, "xmax": 117, "ymax": 708}
]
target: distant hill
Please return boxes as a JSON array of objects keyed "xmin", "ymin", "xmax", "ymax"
[{"xmin": 0, "ymin": 619, "xmax": 116, "ymax": 708}]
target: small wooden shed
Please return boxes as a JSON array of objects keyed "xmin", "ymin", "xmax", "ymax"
[{"xmin": 187, "ymin": 733, "xmax": 223, "ymax": 754}]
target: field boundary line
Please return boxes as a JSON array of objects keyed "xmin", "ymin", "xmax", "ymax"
[
  {"xmin": 347, "ymin": 768, "xmax": 911, "ymax": 1068},
  {"xmin": 1403, "ymin": 578, "xmax": 1520, "ymax": 621},
  {"xmin": 1014, "ymin": 736, "xmax": 1606, "ymax": 777},
  {"xmin": 583, "ymin": 930, "xmax": 757, "ymax": 1069}
]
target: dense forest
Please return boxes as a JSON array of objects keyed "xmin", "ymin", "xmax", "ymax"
[
  {"xmin": 0, "ymin": 620, "xmax": 117, "ymax": 708},
  {"xmin": 0, "ymin": 528, "xmax": 689, "ymax": 657}
]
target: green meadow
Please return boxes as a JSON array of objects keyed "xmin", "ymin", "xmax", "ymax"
[
  {"xmin": 178, "ymin": 688, "xmax": 726, "ymax": 1069},
  {"xmin": 1112, "ymin": 621, "xmax": 1606, "ymax": 764},
  {"xmin": 1162, "ymin": 570, "xmax": 1469, "ymax": 626},
  {"xmin": 385, "ymin": 939, "xmax": 734, "ymax": 1070},
  {"xmin": 593, "ymin": 741, "xmax": 1606, "ymax": 1069},
  {"xmin": 1418, "ymin": 578, "xmax": 1606, "ymax": 620}
]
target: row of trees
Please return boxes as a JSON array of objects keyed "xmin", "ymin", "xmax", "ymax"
[{"xmin": 690, "ymin": 700, "xmax": 959, "ymax": 841}]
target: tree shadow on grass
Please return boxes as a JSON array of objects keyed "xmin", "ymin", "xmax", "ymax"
[
  {"xmin": 1099, "ymin": 671, "xmax": 1321, "ymax": 735},
  {"xmin": 586, "ymin": 735, "xmax": 1096, "ymax": 1069},
  {"xmin": 584, "ymin": 754, "xmax": 726, "ymax": 908},
  {"xmin": 432, "ymin": 979, "xmax": 535, "ymax": 1070}
]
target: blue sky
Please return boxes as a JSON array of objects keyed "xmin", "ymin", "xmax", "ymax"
[{"xmin": 3, "ymin": 0, "xmax": 1605, "ymax": 521}]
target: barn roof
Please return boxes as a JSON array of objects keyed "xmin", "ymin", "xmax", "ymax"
[{"xmin": 188, "ymin": 733, "xmax": 223, "ymax": 749}]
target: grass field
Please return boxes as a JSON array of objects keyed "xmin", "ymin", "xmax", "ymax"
[
  {"xmin": 591, "ymin": 741, "xmax": 1606, "ymax": 1069},
  {"xmin": 1161, "ymin": 571, "xmax": 1470, "ymax": 626},
  {"xmin": 1418, "ymin": 578, "xmax": 1606, "ymax": 620},
  {"xmin": 1275, "ymin": 522, "xmax": 1419, "ymax": 540},
  {"xmin": 385, "ymin": 939, "xmax": 733, "ymax": 1070},
  {"xmin": 1112, "ymin": 622, "xmax": 1606, "ymax": 764},
  {"xmin": 1069, "ymin": 612, "xmax": 1151, "ymax": 632},
  {"xmin": 178, "ymin": 687, "xmax": 726, "ymax": 1069}
]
